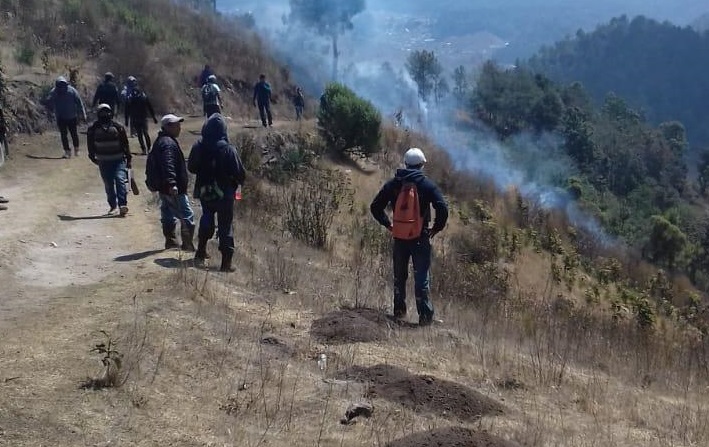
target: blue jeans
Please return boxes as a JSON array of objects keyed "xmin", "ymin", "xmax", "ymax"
[
  {"xmin": 159, "ymin": 193, "xmax": 195, "ymax": 227},
  {"xmin": 393, "ymin": 235, "xmax": 434, "ymax": 320},
  {"xmin": 198, "ymin": 197, "xmax": 235, "ymax": 254},
  {"xmin": 98, "ymin": 159, "xmax": 128, "ymax": 208}
]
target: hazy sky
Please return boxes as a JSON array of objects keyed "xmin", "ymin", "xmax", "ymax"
[{"xmin": 217, "ymin": 0, "xmax": 707, "ymax": 62}]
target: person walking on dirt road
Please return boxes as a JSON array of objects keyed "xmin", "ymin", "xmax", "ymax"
[
  {"xmin": 146, "ymin": 114, "xmax": 196, "ymax": 251},
  {"xmin": 253, "ymin": 74, "xmax": 273, "ymax": 128},
  {"xmin": 188, "ymin": 113, "xmax": 246, "ymax": 272},
  {"xmin": 87, "ymin": 104, "xmax": 132, "ymax": 217},
  {"xmin": 124, "ymin": 83, "xmax": 158, "ymax": 155},
  {"xmin": 46, "ymin": 76, "xmax": 87, "ymax": 159},
  {"xmin": 201, "ymin": 74, "xmax": 222, "ymax": 118},
  {"xmin": 293, "ymin": 87, "xmax": 305, "ymax": 121},
  {"xmin": 370, "ymin": 148, "xmax": 449, "ymax": 326},
  {"xmin": 92, "ymin": 72, "xmax": 120, "ymax": 113}
]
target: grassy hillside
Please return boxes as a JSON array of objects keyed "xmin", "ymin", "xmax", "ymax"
[
  {"xmin": 0, "ymin": 0, "xmax": 305, "ymax": 134},
  {"xmin": 1, "ymin": 1, "xmax": 709, "ymax": 446}
]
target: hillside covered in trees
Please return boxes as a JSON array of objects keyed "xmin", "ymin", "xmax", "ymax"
[
  {"xmin": 527, "ymin": 15, "xmax": 709, "ymax": 147},
  {"xmin": 469, "ymin": 61, "xmax": 709, "ymax": 290}
]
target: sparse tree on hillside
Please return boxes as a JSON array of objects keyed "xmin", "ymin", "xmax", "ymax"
[
  {"xmin": 452, "ymin": 65, "xmax": 468, "ymax": 100},
  {"xmin": 288, "ymin": 0, "xmax": 365, "ymax": 81},
  {"xmin": 434, "ymin": 77, "xmax": 449, "ymax": 104},
  {"xmin": 406, "ymin": 50, "xmax": 442, "ymax": 101}
]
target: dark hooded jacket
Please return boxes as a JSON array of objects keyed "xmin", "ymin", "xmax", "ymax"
[
  {"xmin": 370, "ymin": 168, "xmax": 449, "ymax": 236},
  {"xmin": 187, "ymin": 114, "xmax": 246, "ymax": 199},
  {"xmin": 92, "ymin": 80, "xmax": 120, "ymax": 110},
  {"xmin": 46, "ymin": 77, "xmax": 86, "ymax": 121}
]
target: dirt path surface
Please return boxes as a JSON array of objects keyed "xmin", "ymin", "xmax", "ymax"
[{"xmin": 0, "ymin": 119, "xmax": 513, "ymax": 447}]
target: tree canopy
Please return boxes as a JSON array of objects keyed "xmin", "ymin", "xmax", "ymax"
[
  {"xmin": 288, "ymin": 0, "xmax": 365, "ymax": 80},
  {"xmin": 527, "ymin": 15, "xmax": 709, "ymax": 147}
]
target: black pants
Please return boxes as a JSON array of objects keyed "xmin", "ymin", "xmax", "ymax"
[
  {"xmin": 393, "ymin": 235, "xmax": 434, "ymax": 322},
  {"xmin": 198, "ymin": 196, "xmax": 235, "ymax": 255},
  {"xmin": 258, "ymin": 101, "xmax": 273, "ymax": 127},
  {"xmin": 57, "ymin": 118, "xmax": 79, "ymax": 152},
  {"xmin": 204, "ymin": 104, "xmax": 221, "ymax": 118},
  {"xmin": 131, "ymin": 119, "xmax": 151, "ymax": 153}
]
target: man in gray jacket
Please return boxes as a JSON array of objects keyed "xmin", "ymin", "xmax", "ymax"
[{"xmin": 46, "ymin": 76, "xmax": 87, "ymax": 158}]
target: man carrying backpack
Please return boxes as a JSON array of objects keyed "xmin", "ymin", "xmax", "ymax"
[
  {"xmin": 92, "ymin": 72, "xmax": 120, "ymax": 113},
  {"xmin": 45, "ymin": 76, "xmax": 87, "ymax": 158},
  {"xmin": 188, "ymin": 113, "xmax": 246, "ymax": 272},
  {"xmin": 252, "ymin": 74, "xmax": 273, "ymax": 127},
  {"xmin": 145, "ymin": 114, "xmax": 196, "ymax": 252},
  {"xmin": 124, "ymin": 82, "xmax": 158, "ymax": 155},
  {"xmin": 370, "ymin": 148, "xmax": 449, "ymax": 326},
  {"xmin": 201, "ymin": 74, "xmax": 222, "ymax": 118},
  {"xmin": 87, "ymin": 104, "xmax": 132, "ymax": 217}
]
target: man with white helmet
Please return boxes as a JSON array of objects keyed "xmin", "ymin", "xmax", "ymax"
[
  {"xmin": 87, "ymin": 103, "xmax": 132, "ymax": 216},
  {"xmin": 370, "ymin": 147, "xmax": 449, "ymax": 326},
  {"xmin": 201, "ymin": 74, "xmax": 222, "ymax": 118}
]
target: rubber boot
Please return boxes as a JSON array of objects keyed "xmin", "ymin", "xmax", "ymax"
[
  {"xmin": 162, "ymin": 223, "xmax": 179, "ymax": 249},
  {"xmin": 194, "ymin": 236, "xmax": 210, "ymax": 267},
  {"xmin": 181, "ymin": 223, "xmax": 196, "ymax": 252},
  {"xmin": 219, "ymin": 251, "xmax": 235, "ymax": 273}
]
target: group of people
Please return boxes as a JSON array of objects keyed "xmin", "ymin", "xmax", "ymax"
[
  {"xmin": 9, "ymin": 67, "xmax": 450, "ymax": 325},
  {"xmin": 44, "ymin": 73, "xmax": 159, "ymax": 159},
  {"xmin": 85, "ymin": 101, "xmax": 245, "ymax": 271}
]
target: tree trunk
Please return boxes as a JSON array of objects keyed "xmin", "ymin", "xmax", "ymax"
[{"xmin": 331, "ymin": 34, "xmax": 339, "ymax": 81}]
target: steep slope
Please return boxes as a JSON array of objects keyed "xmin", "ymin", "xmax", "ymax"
[
  {"xmin": 0, "ymin": 0, "xmax": 304, "ymax": 135},
  {"xmin": 1, "ymin": 1, "xmax": 709, "ymax": 446},
  {"xmin": 528, "ymin": 15, "xmax": 709, "ymax": 147}
]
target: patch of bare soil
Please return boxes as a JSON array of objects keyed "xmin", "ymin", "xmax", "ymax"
[
  {"xmin": 310, "ymin": 308, "xmax": 394, "ymax": 344},
  {"xmin": 337, "ymin": 364, "xmax": 505, "ymax": 422},
  {"xmin": 386, "ymin": 427, "xmax": 520, "ymax": 447}
]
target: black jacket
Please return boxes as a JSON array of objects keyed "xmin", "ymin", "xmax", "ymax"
[
  {"xmin": 152, "ymin": 131, "xmax": 189, "ymax": 194},
  {"xmin": 188, "ymin": 114, "xmax": 246, "ymax": 198},
  {"xmin": 370, "ymin": 168, "xmax": 449, "ymax": 235},
  {"xmin": 124, "ymin": 89, "xmax": 156, "ymax": 124},
  {"xmin": 92, "ymin": 81, "xmax": 120, "ymax": 110}
]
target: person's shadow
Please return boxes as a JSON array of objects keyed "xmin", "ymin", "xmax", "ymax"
[
  {"xmin": 57, "ymin": 214, "xmax": 118, "ymax": 221},
  {"xmin": 114, "ymin": 249, "xmax": 164, "ymax": 262}
]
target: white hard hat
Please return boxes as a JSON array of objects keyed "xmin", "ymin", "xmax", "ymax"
[
  {"xmin": 404, "ymin": 147, "xmax": 427, "ymax": 166},
  {"xmin": 97, "ymin": 103, "xmax": 112, "ymax": 112}
]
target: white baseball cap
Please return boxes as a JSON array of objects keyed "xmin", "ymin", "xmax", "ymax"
[
  {"xmin": 404, "ymin": 147, "xmax": 427, "ymax": 167},
  {"xmin": 161, "ymin": 114, "xmax": 184, "ymax": 127}
]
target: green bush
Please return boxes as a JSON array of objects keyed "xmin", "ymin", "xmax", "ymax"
[
  {"xmin": 283, "ymin": 169, "xmax": 352, "ymax": 249},
  {"xmin": 317, "ymin": 83, "xmax": 381, "ymax": 157},
  {"xmin": 14, "ymin": 45, "xmax": 35, "ymax": 66}
]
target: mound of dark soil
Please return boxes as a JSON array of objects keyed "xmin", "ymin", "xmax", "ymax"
[
  {"xmin": 386, "ymin": 427, "xmax": 520, "ymax": 447},
  {"xmin": 336, "ymin": 364, "xmax": 505, "ymax": 422},
  {"xmin": 310, "ymin": 308, "xmax": 393, "ymax": 344}
]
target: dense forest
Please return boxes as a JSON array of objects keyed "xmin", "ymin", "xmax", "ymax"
[
  {"xmin": 469, "ymin": 61, "xmax": 709, "ymax": 290},
  {"xmin": 527, "ymin": 15, "xmax": 709, "ymax": 147}
]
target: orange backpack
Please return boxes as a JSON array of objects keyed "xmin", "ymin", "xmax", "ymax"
[{"xmin": 392, "ymin": 181, "xmax": 424, "ymax": 240}]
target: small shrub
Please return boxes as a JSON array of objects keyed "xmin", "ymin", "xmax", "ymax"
[
  {"xmin": 283, "ymin": 169, "xmax": 352, "ymax": 249},
  {"xmin": 14, "ymin": 44, "xmax": 35, "ymax": 66},
  {"xmin": 317, "ymin": 82, "xmax": 381, "ymax": 157},
  {"xmin": 81, "ymin": 330, "xmax": 124, "ymax": 389}
]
